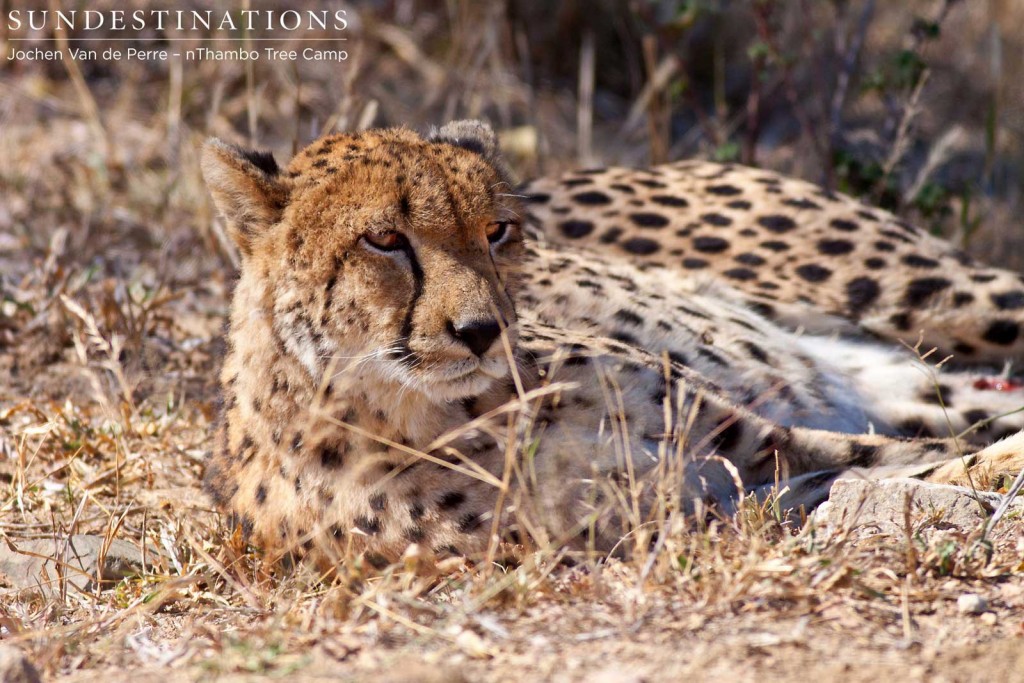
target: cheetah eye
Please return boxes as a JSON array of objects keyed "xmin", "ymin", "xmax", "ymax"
[
  {"xmin": 363, "ymin": 231, "xmax": 408, "ymax": 253},
  {"xmin": 486, "ymin": 221, "xmax": 516, "ymax": 245}
]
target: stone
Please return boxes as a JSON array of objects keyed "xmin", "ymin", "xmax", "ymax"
[
  {"xmin": 379, "ymin": 663, "xmax": 467, "ymax": 683},
  {"xmin": 0, "ymin": 534, "xmax": 153, "ymax": 597},
  {"xmin": 591, "ymin": 666, "xmax": 648, "ymax": 683},
  {"xmin": 957, "ymin": 593, "xmax": 988, "ymax": 615},
  {"xmin": 812, "ymin": 477, "xmax": 1022, "ymax": 538},
  {"xmin": 0, "ymin": 645, "xmax": 41, "ymax": 683}
]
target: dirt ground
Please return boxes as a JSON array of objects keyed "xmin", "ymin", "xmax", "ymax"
[
  {"xmin": 2, "ymin": 2, "xmax": 1024, "ymax": 681},
  {"xmin": 37, "ymin": 577, "xmax": 1024, "ymax": 682},
  {"xmin": 53, "ymin": 632, "xmax": 1024, "ymax": 683}
]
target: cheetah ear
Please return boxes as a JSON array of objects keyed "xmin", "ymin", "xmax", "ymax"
[
  {"xmin": 428, "ymin": 120, "xmax": 499, "ymax": 157},
  {"xmin": 427, "ymin": 119, "xmax": 515, "ymax": 183},
  {"xmin": 201, "ymin": 138, "xmax": 289, "ymax": 257}
]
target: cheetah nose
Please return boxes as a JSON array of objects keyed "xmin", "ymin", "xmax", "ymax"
[{"xmin": 448, "ymin": 318, "xmax": 503, "ymax": 357}]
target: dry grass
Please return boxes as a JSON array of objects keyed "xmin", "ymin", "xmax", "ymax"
[{"xmin": 2, "ymin": 1, "xmax": 1024, "ymax": 680}]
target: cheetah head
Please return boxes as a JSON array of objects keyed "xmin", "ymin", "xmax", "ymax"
[{"xmin": 202, "ymin": 121, "xmax": 523, "ymax": 402}]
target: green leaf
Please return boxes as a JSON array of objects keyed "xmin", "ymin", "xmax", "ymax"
[{"xmin": 713, "ymin": 141, "xmax": 740, "ymax": 162}]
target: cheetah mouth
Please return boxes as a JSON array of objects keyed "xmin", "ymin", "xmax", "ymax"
[
  {"xmin": 438, "ymin": 356, "xmax": 509, "ymax": 382},
  {"xmin": 408, "ymin": 356, "xmax": 510, "ymax": 400}
]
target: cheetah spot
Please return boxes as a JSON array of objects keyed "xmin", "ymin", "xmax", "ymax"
[
  {"xmin": 458, "ymin": 512, "xmax": 484, "ymax": 533},
  {"xmin": 318, "ymin": 444, "xmax": 346, "ymax": 468},
  {"xmin": 902, "ymin": 278, "xmax": 952, "ymax": 307},
  {"xmin": 711, "ymin": 416, "xmax": 744, "ymax": 451},
  {"xmin": 599, "ymin": 227, "xmax": 624, "ymax": 244},
  {"xmin": 629, "ymin": 212, "xmax": 670, "ymax": 229},
  {"xmin": 621, "ymin": 237, "xmax": 661, "ymax": 255},
  {"xmin": 439, "ymin": 490, "xmax": 466, "ymax": 509},
  {"xmin": 920, "ymin": 383, "xmax": 953, "ymax": 406},
  {"xmin": 991, "ymin": 291, "xmax": 1024, "ymax": 311},
  {"xmin": 897, "ymin": 419, "xmax": 933, "ymax": 438},
  {"xmin": 651, "ymin": 195, "xmax": 689, "ymax": 207},
  {"xmin": 692, "ymin": 236, "xmax": 730, "ymax": 254},
  {"xmin": 559, "ymin": 220, "xmax": 595, "ymax": 238},
  {"xmin": 953, "ymin": 341, "xmax": 976, "ymax": 355},
  {"xmin": 355, "ymin": 515, "xmax": 382, "ymax": 535},
  {"xmin": 902, "ymin": 254, "xmax": 940, "ymax": 269},
  {"xmin": 735, "ymin": 253, "xmax": 766, "ymax": 266},
  {"xmin": 757, "ymin": 215, "xmax": 797, "ymax": 233},
  {"xmin": 701, "ymin": 213, "xmax": 732, "ymax": 227},
  {"xmin": 961, "ymin": 409, "xmax": 989, "ymax": 426},
  {"xmin": 759, "ymin": 240, "xmax": 789, "ymax": 252},
  {"xmin": 849, "ymin": 443, "xmax": 878, "ymax": 468},
  {"xmin": 982, "ymin": 320, "xmax": 1020, "ymax": 346},
  {"xmin": 572, "ymin": 191, "xmax": 613, "ymax": 205},
  {"xmin": 846, "ymin": 277, "xmax": 881, "ymax": 317},
  {"xmin": 743, "ymin": 341, "xmax": 769, "ymax": 364},
  {"xmin": 364, "ymin": 553, "xmax": 390, "ymax": 570},
  {"xmin": 817, "ymin": 239, "xmax": 854, "ymax": 256},
  {"xmin": 782, "ymin": 198, "xmax": 822, "ymax": 211},
  {"xmin": 952, "ymin": 292, "xmax": 975, "ymax": 307},
  {"xmin": 614, "ymin": 309, "xmax": 644, "ymax": 327},
  {"xmin": 795, "ymin": 264, "xmax": 832, "ymax": 283},
  {"xmin": 829, "ymin": 219, "xmax": 859, "ymax": 232},
  {"xmin": 889, "ymin": 312, "xmax": 913, "ymax": 331},
  {"xmin": 723, "ymin": 267, "xmax": 758, "ymax": 282}
]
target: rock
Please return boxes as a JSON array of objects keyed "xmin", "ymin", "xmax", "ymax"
[
  {"xmin": 379, "ymin": 663, "xmax": 467, "ymax": 683},
  {"xmin": 0, "ymin": 534, "xmax": 153, "ymax": 597},
  {"xmin": 591, "ymin": 666, "xmax": 648, "ymax": 683},
  {"xmin": 812, "ymin": 477, "xmax": 1022, "ymax": 537},
  {"xmin": 0, "ymin": 645, "xmax": 41, "ymax": 683},
  {"xmin": 957, "ymin": 593, "xmax": 988, "ymax": 615}
]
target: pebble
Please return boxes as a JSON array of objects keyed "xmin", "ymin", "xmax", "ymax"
[
  {"xmin": 0, "ymin": 645, "xmax": 41, "ymax": 683},
  {"xmin": 957, "ymin": 593, "xmax": 988, "ymax": 615}
]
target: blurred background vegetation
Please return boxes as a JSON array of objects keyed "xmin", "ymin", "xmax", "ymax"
[
  {"xmin": 1, "ymin": 6, "xmax": 1023, "ymax": 675},
  {"xmin": 1, "ymin": 0, "xmax": 1022, "ymax": 388}
]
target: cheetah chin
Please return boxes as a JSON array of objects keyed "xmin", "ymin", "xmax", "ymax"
[{"xmin": 392, "ymin": 353, "xmax": 512, "ymax": 402}]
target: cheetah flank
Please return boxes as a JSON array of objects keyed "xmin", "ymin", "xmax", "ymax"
[{"xmin": 201, "ymin": 120, "xmax": 1024, "ymax": 568}]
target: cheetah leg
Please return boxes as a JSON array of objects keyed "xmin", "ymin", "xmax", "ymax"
[
  {"xmin": 918, "ymin": 430, "xmax": 1024, "ymax": 488},
  {"xmin": 744, "ymin": 431, "xmax": 1024, "ymax": 515},
  {"xmin": 659, "ymin": 373, "xmax": 991, "ymax": 512}
]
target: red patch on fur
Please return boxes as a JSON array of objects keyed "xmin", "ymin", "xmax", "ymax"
[{"xmin": 972, "ymin": 378, "xmax": 1024, "ymax": 392}]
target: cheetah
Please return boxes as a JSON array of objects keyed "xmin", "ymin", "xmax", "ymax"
[{"xmin": 200, "ymin": 120, "xmax": 1024, "ymax": 568}]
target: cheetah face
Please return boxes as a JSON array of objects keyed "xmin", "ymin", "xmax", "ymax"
[{"xmin": 202, "ymin": 122, "xmax": 524, "ymax": 402}]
